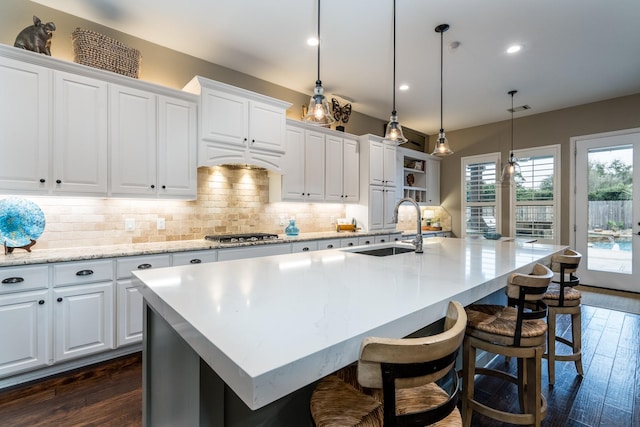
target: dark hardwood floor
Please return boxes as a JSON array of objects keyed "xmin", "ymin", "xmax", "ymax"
[{"xmin": 0, "ymin": 305, "xmax": 638, "ymax": 426}]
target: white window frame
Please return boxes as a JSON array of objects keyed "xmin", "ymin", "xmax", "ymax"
[
  {"xmin": 461, "ymin": 153, "xmax": 501, "ymax": 238},
  {"xmin": 508, "ymin": 145, "xmax": 561, "ymax": 244}
]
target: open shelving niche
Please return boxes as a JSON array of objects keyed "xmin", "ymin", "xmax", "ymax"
[{"xmin": 396, "ymin": 146, "xmax": 440, "ymax": 205}]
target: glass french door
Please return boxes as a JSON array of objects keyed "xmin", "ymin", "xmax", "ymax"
[{"xmin": 574, "ymin": 129, "xmax": 640, "ymax": 292}]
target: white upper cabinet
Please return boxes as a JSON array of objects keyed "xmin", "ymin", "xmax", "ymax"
[
  {"xmin": 53, "ymin": 71, "xmax": 108, "ymax": 195},
  {"xmin": 110, "ymin": 84, "xmax": 157, "ymax": 197},
  {"xmin": 281, "ymin": 125, "xmax": 325, "ymax": 201},
  {"xmin": 325, "ymin": 135, "xmax": 359, "ymax": 202},
  {"xmin": 110, "ymin": 86, "xmax": 197, "ymax": 199},
  {"xmin": 184, "ymin": 77, "xmax": 291, "ymax": 172},
  {"xmin": 157, "ymin": 95, "xmax": 197, "ymax": 198},
  {"xmin": 0, "ymin": 45, "xmax": 197, "ymax": 199},
  {"xmin": 0, "ymin": 56, "xmax": 50, "ymax": 194}
]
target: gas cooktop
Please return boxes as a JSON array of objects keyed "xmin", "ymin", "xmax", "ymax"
[{"xmin": 204, "ymin": 233, "xmax": 279, "ymax": 243}]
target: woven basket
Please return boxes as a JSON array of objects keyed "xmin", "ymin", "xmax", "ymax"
[{"xmin": 72, "ymin": 28, "xmax": 141, "ymax": 78}]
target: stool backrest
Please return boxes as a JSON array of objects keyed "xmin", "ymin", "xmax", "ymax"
[
  {"xmin": 506, "ymin": 262, "xmax": 554, "ymax": 302},
  {"xmin": 357, "ymin": 301, "xmax": 466, "ymax": 425},
  {"xmin": 550, "ymin": 248, "xmax": 582, "ymax": 274}
]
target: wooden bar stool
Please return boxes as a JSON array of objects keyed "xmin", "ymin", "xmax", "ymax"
[
  {"xmin": 310, "ymin": 301, "xmax": 467, "ymax": 427},
  {"xmin": 462, "ymin": 263, "xmax": 553, "ymax": 427},
  {"xmin": 542, "ymin": 249, "xmax": 583, "ymax": 385}
]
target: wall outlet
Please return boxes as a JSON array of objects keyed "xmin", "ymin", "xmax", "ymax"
[
  {"xmin": 330, "ymin": 216, "xmax": 335, "ymax": 224},
  {"xmin": 279, "ymin": 215, "xmax": 285, "ymax": 226},
  {"xmin": 157, "ymin": 218, "xmax": 166, "ymax": 230},
  {"xmin": 125, "ymin": 218, "xmax": 135, "ymax": 231}
]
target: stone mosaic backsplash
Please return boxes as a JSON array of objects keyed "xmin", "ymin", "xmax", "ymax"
[{"xmin": 13, "ymin": 166, "xmax": 449, "ymax": 250}]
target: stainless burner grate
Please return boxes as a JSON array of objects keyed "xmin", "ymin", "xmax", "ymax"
[{"xmin": 204, "ymin": 233, "xmax": 279, "ymax": 243}]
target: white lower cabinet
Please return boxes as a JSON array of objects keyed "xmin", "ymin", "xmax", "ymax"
[
  {"xmin": 52, "ymin": 281, "xmax": 114, "ymax": 362},
  {"xmin": 116, "ymin": 255, "xmax": 171, "ymax": 347},
  {"xmin": 318, "ymin": 239, "xmax": 341, "ymax": 250},
  {"xmin": 172, "ymin": 250, "xmax": 218, "ymax": 266},
  {"xmin": 340, "ymin": 237, "xmax": 360, "ymax": 248},
  {"xmin": 218, "ymin": 244, "xmax": 291, "ymax": 261},
  {"xmin": 0, "ymin": 290, "xmax": 49, "ymax": 377}
]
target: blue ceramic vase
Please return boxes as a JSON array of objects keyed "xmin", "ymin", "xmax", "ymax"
[{"xmin": 285, "ymin": 219, "xmax": 299, "ymax": 236}]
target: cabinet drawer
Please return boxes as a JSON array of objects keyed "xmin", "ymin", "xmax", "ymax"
[
  {"xmin": 172, "ymin": 250, "xmax": 218, "ymax": 266},
  {"xmin": 53, "ymin": 260, "xmax": 113, "ymax": 287},
  {"xmin": 318, "ymin": 239, "xmax": 341, "ymax": 250},
  {"xmin": 340, "ymin": 237, "xmax": 359, "ymax": 248},
  {"xmin": 116, "ymin": 255, "xmax": 171, "ymax": 279},
  {"xmin": 358, "ymin": 236, "xmax": 375, "ymax": 246},
  {"xmin": 0, "ymin": 265, "xmax": 48, "ymax": 294},
  {"xmin": 374, "ymin": 235, "xmax": 390, "ymax": 244},
  {"xmin": 291, "ymin": 241, "xmax": 318, "ymax": 253}
]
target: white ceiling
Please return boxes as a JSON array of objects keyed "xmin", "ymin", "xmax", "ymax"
[{"xmin": 33, "ymin": 0, "xmax": 640, "ymax": 135}]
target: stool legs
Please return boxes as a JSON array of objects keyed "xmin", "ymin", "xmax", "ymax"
[
  {"xmin": 462, "ymin": 336, "xmax": 546, "ymax": 427},
  {"xmin": 545, "ymin": 305, "xmax": 583, "ymax": 385}
]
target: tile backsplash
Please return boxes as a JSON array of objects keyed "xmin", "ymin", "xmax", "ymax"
[{"xmin": 11, "ymin": 166, "xmax": 449, "ymax": 250}]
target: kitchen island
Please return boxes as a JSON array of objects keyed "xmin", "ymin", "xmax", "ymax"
[{"xmin": 133, "ymin": 237, "xmax": 566, "ymax": 426}]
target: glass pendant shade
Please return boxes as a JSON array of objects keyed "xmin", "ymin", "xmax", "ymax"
[
  {"xmin": 383, "ymin": 0, "xmax": 407, "ymax": 145},
  {"xmin": 432, "ymin": 24, "xmax": 453, "ymax": 157},
  {"xmin": 384, "ymin": 112, "xmax": 408, "ymax": 144},
  {"xmin": 433, "ymin": 130, "xmax": 453, "ymax": 156},
  {"xmin": 501, "ymin": 90, "xmax": 519, "ymax": 184},
  {"xmin": 303, "ymin": 80, "xmax": 334, "ymax": 126},
  {"xmin": 501, "ymin": 152, "xmax": 518, "ymax": 184},
  {"xmin": 303, "ymin": 0, "xmax": 334, "ymax": 126}
]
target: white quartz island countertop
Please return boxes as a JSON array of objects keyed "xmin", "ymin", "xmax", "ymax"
[{"xmin": 133, "ymin": 237, "xmax": 566, "ymax": 412}]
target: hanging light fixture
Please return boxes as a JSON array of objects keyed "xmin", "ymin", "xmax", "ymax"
[
  {"xmin": 383, "ymin": 0, "xmax": 407, "ymax": 145},
  {"xmin": 501, "ymin": 90, "xmax": 520, "ymax": 184},
  {"xmin": 432, "ymin": 24, "xmax": 454, "ymax": 157},
  {"xmin": 303, "ymin": 0, "xmax": 335, "ymax": 126}
]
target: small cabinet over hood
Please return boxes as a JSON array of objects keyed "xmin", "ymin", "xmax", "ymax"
[{"xmin": 184, "ymin": 77, "xmax": 292, "ymax": 172}]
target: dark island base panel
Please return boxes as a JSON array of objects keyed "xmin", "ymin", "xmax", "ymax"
[{"xmin": 143, "ymin": 304, "xmax": 315, "ymax": 427}]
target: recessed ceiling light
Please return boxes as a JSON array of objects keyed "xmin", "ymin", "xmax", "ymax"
[
  {"xmin": 399, "ymin": 84, "xmax": 409, "ymax": 91},
  {"xmin": 307, "ymin": 37, "xmax": 319, "ymax": 46},
  {"xmin": 506, "ymin": 44, "xmax": 522, "ymax": 54}
]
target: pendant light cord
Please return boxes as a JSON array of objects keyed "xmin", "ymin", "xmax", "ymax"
[
  {"xmin": 316, "ymin": 0, "xmax": 321, "ymax": 83},
  {"xmin": 439, "ymin": 28, "xmax": 444, "ymax": 133},
  {"xmin": 392, "ymin": 0, "xmax": 397, "ymax": 114}
]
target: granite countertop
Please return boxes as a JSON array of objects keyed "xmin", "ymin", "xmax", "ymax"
[{"xmin": 0, "ymin": 229, "xmax": 453, "ymax": 267}]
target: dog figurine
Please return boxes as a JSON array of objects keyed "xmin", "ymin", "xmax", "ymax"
[{"xmin": 14, "ymin": 16, "xmax": 56, "ymax": 55}]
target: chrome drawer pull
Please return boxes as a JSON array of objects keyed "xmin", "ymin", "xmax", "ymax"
[
  {"xmin": 2, "ymin": 277, "xmax": 24, "ymax": 284},
  {"xmin": 137, "ymin": 263, "xmax": 152, "ymax": 269},
  {"xmin": 76, "ymin": 269, "xmax": 94, "ymax": 276}
]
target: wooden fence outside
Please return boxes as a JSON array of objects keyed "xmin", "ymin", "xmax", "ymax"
[{"xmin": 589, "ymin": 201, "xmax": 632, "ymax": 229}]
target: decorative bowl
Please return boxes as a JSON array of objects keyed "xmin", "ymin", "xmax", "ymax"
[{"xmin": 483, "ymin": 232, "xmax": 502, "ymax": 240}]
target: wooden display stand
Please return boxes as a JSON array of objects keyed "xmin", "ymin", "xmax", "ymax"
[{"xmin": 4, "ymin": 239, "xmax": 36, "ymax": 254}]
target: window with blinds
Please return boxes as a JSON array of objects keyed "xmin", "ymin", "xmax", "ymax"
[
  {"xmin": 511, "ymin": 146, "xmax": 560, "ymax": 243},
  {"xmin": 462, "ymin": 153, "xmax": 501, "ymax": 237}
]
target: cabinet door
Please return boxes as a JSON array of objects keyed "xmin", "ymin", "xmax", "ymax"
[
  {"xmin": 369, "ymin": 139, "xmax": 385, "ymax": 186},
  {"xmin": 304, "ymin": 130, "xmax": 325, "ymax": 201},
  {"xmin": 249, "ymin": 100, "xmax": 286, "ymax": 153},
  {"xmin": 425, "ymin": 157, "xmax": 441, "ymax": 205},
  {"xmin": 291, "ymin": 241, "xmax": 318, "ymax": 253},
  {"xmin": 324, "ymin": 135, "xmax": 343, "ymax": 201},
  {"xmin": 116, "ymin": 279, "xmax": 143, "ymax": 346},
  {"xmin": 383, "ymin": 186, "xmax": 398, "ymax": 229},
  {"xmin": 369, "ymin": 186, "xmax": 385, "ymax": 230},
  {"xmin": 110, "ymin": 84, "xmax": 157, "ymax": 196},
  {"xmin": 342, "ymin": 138, "xmax": 359, "ymax": 201},
  {"xmin": 53, "ymin": 282, "xmax": 114, "ymax": 362},
  {"xmin": 157, "ymin": 95, "xmax": 197, "ymax": 198},
  {"xmin": 53, "ymin": 71, "xmax": 108, "ymax": 195},
  {"xmin": 383, "ymin": 141, "xmax": 397, "ymax": 186},
  {"xmin": 0, "ymin": 290, "xmax": 49, "ymax": 377},
  {"xmin": 0, "ymin": 57, "xmax": 49, "ymax": 193},
  {"xmin": 281, "ymin": 125, "xmax": 305, "ymax": 200},
  {"xmin": 200, "ymin": 87, "xmax": 247, "ymax": 147}
]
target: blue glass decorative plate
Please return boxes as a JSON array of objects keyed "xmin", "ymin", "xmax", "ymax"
[{"xmin": 0, "ymin": 197, "xmax": 46, "ymax": 247}]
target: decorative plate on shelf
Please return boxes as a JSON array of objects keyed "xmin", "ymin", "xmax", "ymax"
[{"xmin": 0, "ymin": 197, "xmax": 46, "ymax": 247}]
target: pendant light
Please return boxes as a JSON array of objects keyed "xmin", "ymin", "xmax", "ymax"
[
  {"xmin": 303, "ymin": 0, "xmax": 335, "ymax": 126},
  {"xmin": 383, "ymin": 0, "xmax": 407, "ymax": 145},
  {"xmin": 432, "ymin": 24, "xmax": 454, "ymax": 157},
  {"xmin": 501, "ymin": 90, "xmax": 519, "ymax": 184}
]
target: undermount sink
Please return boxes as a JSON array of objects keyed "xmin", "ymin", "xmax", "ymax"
[{"xmin": 351, "ymin": 246, "xmax": 415, "ymax": 257}]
